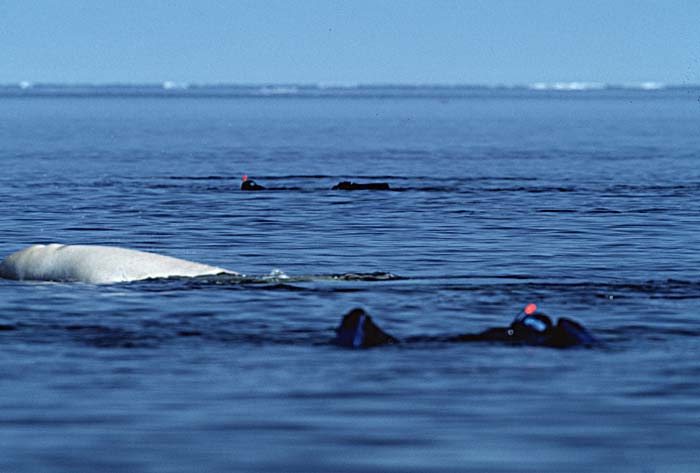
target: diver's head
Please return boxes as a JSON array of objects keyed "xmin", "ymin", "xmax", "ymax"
[
  {"xmin": 514, "ymin": 312, "xmax": 553, "ymax": 333},
  {"xmin": 509, "ymin": 303, "xmax": 553, "ymax": 340},
  {"xmin": 509, "ymin": 303, "xmax": 597, "ymax": 347},
  {"xmin": 241, "ymin": 175, "xmax": 265, "ymax": 191}
]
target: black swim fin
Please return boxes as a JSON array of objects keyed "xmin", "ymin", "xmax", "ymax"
[
  {"xmin": 334, "ymin": 308, "xmax": 398, "ymax": 348},
  {"xmin": 545, "ymin": 317, "xmax": 597, "ymax": 348},
  {"xmin": 332, "ymin": 181, "xmax": 390, "ymax": 191}
]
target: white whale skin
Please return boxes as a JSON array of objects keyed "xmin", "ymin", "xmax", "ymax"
[{"xmin": 0, "ymin": 244, "xmax": 237, "ymax": 284}]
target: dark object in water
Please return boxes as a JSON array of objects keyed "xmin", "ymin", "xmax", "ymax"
[
  {"xmin": 334, "ymin": 304, "xmax": 596, "ymax": 349},
  {"xmin": 241, "ymin": 175, "xmax": 266, "ymax": 191},
  {"xmin": 450, "ymin": 313, "xmax": 596, "ymax": 348},
  {"xmin": 332, "ymin": 181, "xmax": 391, "ymax": 191},
  {"xmin": 334, "ymin": 308, "xmax": 398, "ymax": 348}
]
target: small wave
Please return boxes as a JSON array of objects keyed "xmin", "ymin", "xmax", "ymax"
[
  {"xmin": 265, "ymin": 269, "xmax": 289, "ymax": 280},
  {"xmin": 605, "ymin": 183, "xmax": 700, "ymax": 193},
  {"xmin": 161, "ymin": 273, "xmax": 700, "ymax": 298},
  {"xmin": 586, "ymin": 208, "xmax": 623, "ymax": 214},
  {"xmin": 485, "ymin": 185, "xmax": 576, "ymax": 193},
  {"xmin": 162, "ymin": 174, "xmax": 534, "ymax": 184},
  {"xmin": 326, "ymin": 271, "xmax": 403, "ymax": 281},
  {"xmin": 6, "ymin": 309, "xmax": 698, "ymax": 350},
  {"xmin": 63, "ymin": 324, "xmax": 163, "ymax": 348},
  {"xmin": 244, "ymin": 283, "xmax": 308, "ymax": 292},
  {"xmin": 145, "ymin": 271, "xmax": 406, "ymax": 287},
  {"xmin": 537, "ymin": 209, "xmax": 578, "ymax": 213},
  {"xmin": 166, "ymin": 175, "xmax": 233, "ymax": 180},
  {"xmin": 46, "ymin": 174, "xmax": 700, "ymax": 198},
  {"xmin": 436, "ymin": 279, "xmax": 700, "ymax": 300}
]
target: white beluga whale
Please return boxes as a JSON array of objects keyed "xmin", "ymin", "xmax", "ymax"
[{"xmin": 0, "ymin": 244, "xmax": 237, "ymax": 284}]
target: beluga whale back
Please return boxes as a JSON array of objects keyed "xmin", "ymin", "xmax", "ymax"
[{"xmin": 0, "ymin": 244, "xmax": 237, "ymax": 284}]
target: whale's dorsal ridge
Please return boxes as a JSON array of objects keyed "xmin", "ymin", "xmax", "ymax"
[{"xmin": 0, "ymin": 243, "xmax": 237, "ymax": 284}]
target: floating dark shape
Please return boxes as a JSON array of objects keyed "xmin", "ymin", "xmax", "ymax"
[
  {"xmin": 334, "ymin": 308, "xmax": 399, "ymax": 348},
  {"xmin": 332, "ymin": 181, "xmax": 391, "ymax": 191}
]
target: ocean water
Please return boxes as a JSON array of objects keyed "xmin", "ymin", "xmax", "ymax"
[{"xmin": 1, "ymin": 85, "xmax": 700, "ymax": 472}]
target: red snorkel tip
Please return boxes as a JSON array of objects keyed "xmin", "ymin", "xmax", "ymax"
[
  {"xmin": 524, "ymin": 303, "xmax": 537, "ymax": 316},
  {"xmin": 242, "ymin": 175, "xmax": 248, "ymax": 182}
]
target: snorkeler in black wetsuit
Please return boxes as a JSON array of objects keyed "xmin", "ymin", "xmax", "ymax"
[
  {"xmin": 241, "ymin": 175, "xmax": 266, "ymax": 191},
  {"xmin": 240, "ymin": 177, "xmax": 390, "ymax": 191},
  {"xmin": 334, "ymin": 304, "xmax": 596, "ymax": 349}
]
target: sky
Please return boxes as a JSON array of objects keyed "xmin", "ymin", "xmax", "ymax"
[{"xmin": 2, "ymin": 0, "xmax": 699, "ymax": 85}]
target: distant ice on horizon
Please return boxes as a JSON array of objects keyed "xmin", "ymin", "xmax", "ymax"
[
  {"xmin": 528, "ymin": 81, "xmax": 666, "ymax": 91},
  {"xmin": 2, "ymin": 81, "xmax": 676, "ymax": 91}
]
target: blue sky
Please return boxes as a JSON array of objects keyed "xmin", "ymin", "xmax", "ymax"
[{"xmin": 2, "ymin": 0, "xmax": 699, "ymax": 84}]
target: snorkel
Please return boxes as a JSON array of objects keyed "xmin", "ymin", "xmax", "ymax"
[{"xmin": 514, "ymin": 303, "xmax": 538, "ymax": 323}]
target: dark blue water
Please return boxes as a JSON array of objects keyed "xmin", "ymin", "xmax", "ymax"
[{"xmin": 1, "ymin": 86, "xmax": 700, "ymax": 472}]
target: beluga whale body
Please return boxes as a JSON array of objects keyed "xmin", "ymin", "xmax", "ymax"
[{"xmin": 0, "ymin": 244, "xmax": 237, "ymax": 284}]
